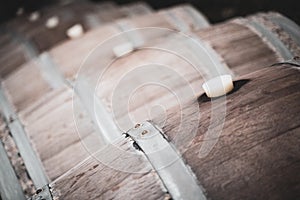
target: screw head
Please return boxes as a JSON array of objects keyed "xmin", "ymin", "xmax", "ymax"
[{"xmin": 142, "ymin": 130, "xmax": 148, "ymax": 135}]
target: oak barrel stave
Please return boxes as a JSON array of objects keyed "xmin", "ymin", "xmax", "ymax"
[{"xmin": 50, "ymin": 138, "xmax": 167, "ymax": 200}]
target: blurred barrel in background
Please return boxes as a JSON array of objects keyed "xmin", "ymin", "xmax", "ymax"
[{"xmin": 0, "ymin": 1, "xmax": 153, "ymax": 78}]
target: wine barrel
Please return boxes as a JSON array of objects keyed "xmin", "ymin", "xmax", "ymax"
[
  {"xmin": 0, "ymin": 4, "xmax": 210, "ymax": 187},
  {"xmin": 1, "ymin": 11, "xmax": 299, "ymax": 184},
  {"xmin": 42, "ymin": 64, "xmax": 300, "ymax": 199},
  {"xmin": 1, "ymin": 11, "xmax": 300, "ymax": 199},
  {"xmin": 73, "ymin": 12, "xmax": 300, "ymax": 132},
  {"xmin": 0, "ymin": 1, "xmax": 152, "ymax": 78}
]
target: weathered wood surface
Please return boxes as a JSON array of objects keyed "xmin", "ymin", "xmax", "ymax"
[
  {"xmin": 20, "ymin": 87, "xmax": 105, "ymax": 180},
  {"xmin": 0, "ymin": 1, "xmax": 152, "ymax": 78},
  {"xmin": 46, "ymin": 12, "xmax": 297, "ymax": 134},
  {"xmin": 233, "ymin": 12, "xmax": 300, "ymax": 59},
  {"xmin": 2, "ymin": 12, "xmax": 299, "ymax": 183},
  {"xmin": 48, "ymin": 64, "xmax": 300, "ymax": 199},
  {"xmin": 94, "ymin": 13, "xmax": 300, "ymax": 131},
  {"xmin": 1, "ymin": 4, "xmax": 209, "ymax": 179},
  {"xmin": 4, "ymin": 11, "xmax": 300, "ymax": 179},
  {"xmin": 196, "ymin": 22, "xmax": 280, "ymax": 74},
  {"xmin": 0, "ymin": 32, "xmax": 28, "ymax": 78},
  {"xmin": 50, "ymin": 138, "xmax": 167, "ymax": 200},
  {"xmin": 2, "ymin": 4, "xmax": 205, "ymax": 112},
  {"xmin": 1, "ymin": 5, "xmax": 209, "ymax": 182},
  {"xmin": 153, "ymin": 65, "xmax": 300, "ymax": 200},
  {"xmin": 51, "ymin": 4, "xmax": 209, "ymax": 80},
  {"xmin": 33, "ymin": 11, "xmax": 294, "ymax": 133}
]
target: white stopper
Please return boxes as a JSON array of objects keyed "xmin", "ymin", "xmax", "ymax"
[
  {"xmin": 66, "ymin": 24, "xmax": 84, "ymax": 39},
  {"xmin": 113, "ymin": 42, "xmax": 134, "ymax": 57},
  {"xmin": 28, "ymin": 11, "xmax": 40, "ymax": 22},
  {"xmin": 45, "ymin": 16, "xmax": 59, "ymax": 29},
  {"xmin": 16, "ymin": 7, "xmax": 24, "ymax": 16},
  {"xmin": 202, "ymin": 75, "xmax": 234, "ymax": 98}
]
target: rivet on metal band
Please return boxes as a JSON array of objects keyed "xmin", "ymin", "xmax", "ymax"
[
  {"xmin": 28, "ymin": 185, "xmax": 53, "ymax": 200},
  {"xmin": 126, "ymin": 121, "xmax": 207, "ymax": 200}
]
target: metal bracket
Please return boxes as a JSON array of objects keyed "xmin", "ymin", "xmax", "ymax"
[
  {"xmin": 38, "ymin": 52, "xmax": 66, "ymax": 88},
  {"xmin": 0, "ymin": 138, "xmax": 26, "ymax": 200},
  {"xmin": 249, "ymin": 20, "xmax": 294, "ymax": 60},
  {"xmin": 0, "ymin": 86, "xmax": 49, "ymax": 189},
  {"xmin": 233, "ymin": 16, "xmax": 294, "ymax": 61},
  {"xmin": 267, "ymin": 14, "xmax": 300, "ymax": 48},
  {"xmin": 116, "ymin": 20, "xmax": 144, "ymax": 49},
  {"xmin": 74, "ymin": 78, "xmax": 121, "ymax": 143},
  {"xmin": 28, "ymin": 185, "xmax": 52, "ymax": 200},
  {"xmin": 1, "ymin": 25, "xmax": 38, "ymax": 60},
  {"xmin": 126, "ymin": 121, "xmax": 206, "ymax": 200}
]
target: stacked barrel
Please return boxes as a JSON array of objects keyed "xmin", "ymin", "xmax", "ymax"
[{"xmin": 0, "ymin": 0, "xmax": 299, "ymax": 199}]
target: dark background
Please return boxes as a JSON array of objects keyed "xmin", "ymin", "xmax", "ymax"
[{"xmin": 0, "ymin": 0, "xmax": 300, "ymax": 25}]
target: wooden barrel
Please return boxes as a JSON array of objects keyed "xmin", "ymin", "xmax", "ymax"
[
  {"xmin": 0, "ymin": 4, "xmax": 210, "ymax": 191},
  {"xmin": 1, "ymin": 10, "xmax": 300, "ymax": 200},
  {"xmin": 1, "ymin": 10, "xmax": 298, "ymax": 181},
  {"xmin": 0, "ymin": 1, "xmax": 152, "ymax": 78},
  {"xmin": 42, "ymin": 64, "xmax": 300, "ymax": 200}
]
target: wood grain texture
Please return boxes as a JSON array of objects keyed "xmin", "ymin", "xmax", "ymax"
[
  {"xmin": 50, "ymin": 4, "xmax": 209, "ymax": 80},
  {"xmin": 0, "ymin": 31, "xmax": 28, "ymax": 77},
  {"xmin": 196, "ymin": 22, "xmax": 281, "ymax": 75},
  {"xmin": 153, "ymin": 65, "xmax": 300, "ymax": 200},
  {"xmin": 2, "ymin": 11, "xmax": 300, "ymax": 196},
  {"xmin": 19, "ymin": 87, "xmax": 104, "ymax": 180},
  {"xmin": 233, "ymin": 12, "xmax": 300, "ymax": 60},
  {"xmin": 1, "ymin": 4, "xmax": 208, "ymax": 181},
  {"xmin": 50, "ymin": 65, "xmax": 300, "ymax": 199},
  {"xmin": 50, "ymin": 138, "xmax": 167, "ymax": 200},
  {"xmin": 92, "ymin": 12, "xmax": 300, "ymax": 132},
  {"xmin": 91, "ymin": 22, "xmax": 281, "ymax": 131},
  {"xmin": 2, "ymin": 59, "xmax": 53, "ymax": 112}
]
